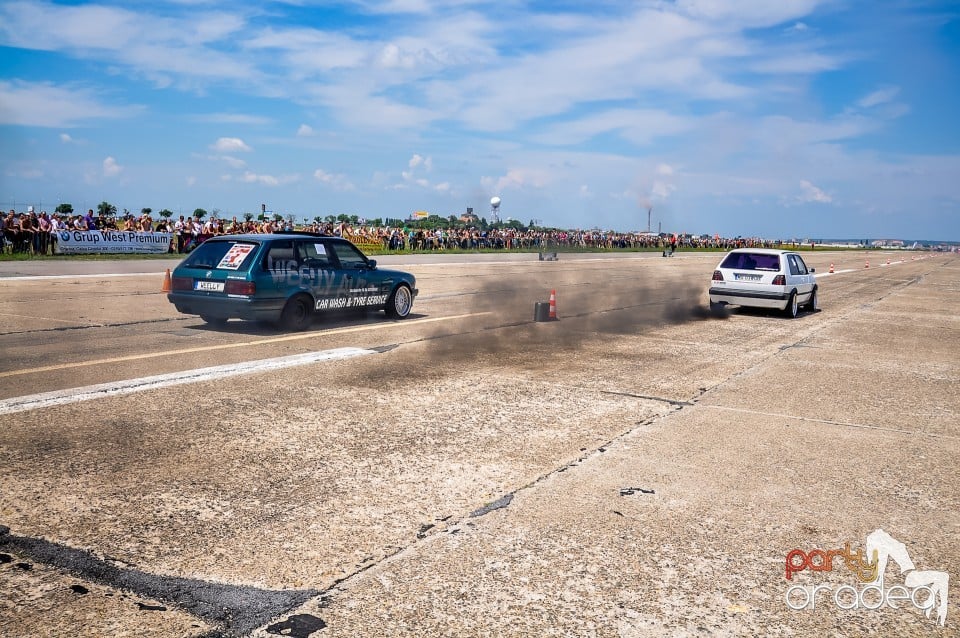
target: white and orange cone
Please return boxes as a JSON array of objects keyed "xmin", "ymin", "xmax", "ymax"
[
  {"xmin": 548, "ymin": 289, "xmax": 558, "ymax": 320},
  {"xmin": 161, "ymin": 268, "xmax": 172, "ymax": 292},
  {"xmin": 829, "ymin": 263, "xmax": 834, "ymax": 273}
]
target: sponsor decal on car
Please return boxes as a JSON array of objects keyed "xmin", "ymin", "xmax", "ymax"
[{"xmin": 316, "ymin": 294, "xmax": 388, "ymax": 310}]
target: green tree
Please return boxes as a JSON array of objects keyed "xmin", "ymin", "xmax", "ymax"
[
  {"xmin": 324, "ymin": 215, "xmax": 336, "ymax": 223},
  {"xmin": 97, "ymin": 201, "xmax": 117, "ymax": 217},
  {"xmin": 336, "ymin": 213, "xmax": 351, "ymax": 223},
  {"xmin": 244, "ymin": 212, "xmax": 254, "ymax": 222},
  {"xmin": 141, "ymin": 207, "xmax": 152, "ymax": 216},
  {"xmin": 313, "ymin": 216, "xmax": 322, "ymax": 224},
  {"xmin": 370, "ymin": 218, "xmax": 383, "ymax": 226},
  {"xmin": 349, "ymin": 214, "xmax": 359, "ymax": 224},
  {"xmin": 158, "ymin": 209, "xmax": 173, "ymax": 219},
  {"xmin": 273, "ymin": 213, "xmax": 283, "ymax": 222},
  {"xmin": 55, "ymin": 203, "xmax": 73, "ymax": 215},
  {"xmin": 193, "ymin": 208, "xmax": 207, "ymax": 220}
]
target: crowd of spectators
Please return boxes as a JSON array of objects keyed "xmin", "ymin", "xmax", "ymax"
[{"xmin": 2, "ymin": 206, "xmax": 789, "ymax": 256}]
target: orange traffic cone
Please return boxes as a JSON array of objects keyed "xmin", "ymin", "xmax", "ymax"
[
  {"xmin": 161, "ymin": 268, "xmax": 172, "ymax": 292},
  {"xmin": 829, "ymin": 263, "xmax": 834, "ymax": 273},
  {"xmin": 886, "ymin": 258, "xmax": 891, "ymax": 265},
  {"xmin": 548, "ymin": 289, "xmax": 558, "ymax": 320},
  {"xmin": 865, "ymin": 260, "xmax": 870, "ymax": 269}
]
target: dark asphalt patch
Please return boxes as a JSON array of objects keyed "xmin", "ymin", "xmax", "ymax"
[
  {"xmin": 469, "ymin": 494, "xmax": 513, "ymax": 518},
  {"xmin": 265, "ymin": 613, "xmax": 327, "ymax": 637},
  {"xmin": 0, "ymin": 525, "xmax": 318, "ymax": 636}
]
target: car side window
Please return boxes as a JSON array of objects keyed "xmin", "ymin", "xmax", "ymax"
[
  {"xmin": 787, "ymin": 255, "xmax": 801, "ymax": 275},
  {"xmin": 264, "ymin": 241, "xmax": 298, "ymax": 273},
  {"xmin": 329, "ymin": 242, "xmax": 368, "ymax": 269},
  {"xmin": 297, "ymin": 241, "xmax": 332, "ymax": 269},
  {"xmin": 794, "ymin": 255, "xmax": 809, "ymax": 275}
]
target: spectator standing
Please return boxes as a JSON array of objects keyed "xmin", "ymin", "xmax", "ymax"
[
  {"xmin": 38, "ymin": 212, "xmax": 51, "ymax": 254},
  {"xmin": 82, "ymin": 209, "xmax": 97, "ymax": 231}
]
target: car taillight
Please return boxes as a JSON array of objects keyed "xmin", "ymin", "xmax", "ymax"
[
  {"xmin": 224, "ymin": 280, "xmax": 256, "ymax": 295},
  {"xmin": 772, "ymin": 275, "xmax": 786, "ymax": 285},
  {"xmin": 712, "ymin": 270, "xmax": 724, "ymax": 281},
  {"xmin": 172, "ymin": 276, "xmax": 192, "ymax": 291}
]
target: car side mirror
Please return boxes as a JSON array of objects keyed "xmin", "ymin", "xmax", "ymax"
[
  {"xmin": 809, "ymin": 267, "xmax": 816, "ymax": 273},
  {"xmin": 367, "ymin": 259, "xmax": 377, "ymax": 269}
]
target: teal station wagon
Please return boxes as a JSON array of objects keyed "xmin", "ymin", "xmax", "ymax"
[{"xmin": 167, "ymin": 233, "xmax": 417, "ymax": 330}]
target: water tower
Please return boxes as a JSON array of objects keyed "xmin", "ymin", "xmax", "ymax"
[{"xmin": 490, "ymin": 196, "xmax": 501, "ymax": 223}]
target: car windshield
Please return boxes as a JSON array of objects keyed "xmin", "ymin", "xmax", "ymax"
[
  {"xmin": 180, "ymin": 241, "xmax": 259, "ymax": 272},
  {"xmin": 720, "ymin": 252, "xmax": 781, "ymax": 271}
]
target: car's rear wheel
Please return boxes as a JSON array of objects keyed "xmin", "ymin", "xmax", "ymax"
[
  {"xmin": 805, "ymin": 287, "xmax": 819, "ymax": 312},
  {"xmin": 386, "ymin": 284, "xmax": 413, "ymax": 319},
  {"xmin": 200, "ymin": 315, "xmax": 228, "ymax": 327},
  {"xmin": 278, "ymin": 294, "xmax": 313, "ymax": 331},
  {"xmin": 784, "ymin": 291, "xmax": 798, "ymax": 318}
]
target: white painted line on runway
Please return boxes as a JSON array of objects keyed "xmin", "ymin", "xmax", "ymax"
[
  {"xmin": 0, "ymin": 311, "xmax": 490, "ymax": 379},
  {"xmin": 0, "ymin": 272, "xmax": 164, "ymax": 282},
  {"xmin": 815, "ymin": 269, "xmax": 857, "ymax": 278},
  {"xmin": 0, "ymin": 311, "xmax": 101, "ymax": 326},
  {"xmin": 0, "ymin": 347, "xmax": 377, "ymax": 415}
]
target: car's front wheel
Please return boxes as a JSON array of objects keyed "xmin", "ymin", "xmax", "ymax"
[
  {"xmin": 784, "ymin": 291, "xmax": 798, "ymax": 318},
  {"xmin": 386, "ymin": 284, "xmax": 413, "ymax": 319},
  {"xmin": 278, "ymin": 294, "xmax": 313, "ymax": 331}
]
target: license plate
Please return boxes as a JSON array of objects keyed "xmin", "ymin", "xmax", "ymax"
[
  {"xmin": 194, "ymin": 280, "xmax": 225, "ymax": 292},
  {"xmin": 735, "ymin": 273, "xmax": 761, "ymax": 281}
]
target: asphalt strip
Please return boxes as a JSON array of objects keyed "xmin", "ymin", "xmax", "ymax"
[
  {"xmin": 0, "ymin": 525, "xmax": 317, "ymax": 637},
  {"xmin": 0, "ymin": 347, "xmax": 378, "ymax": 416}
]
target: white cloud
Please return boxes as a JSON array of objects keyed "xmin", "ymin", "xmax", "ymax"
[
  {"xmin": 210, "ymin": 137, "xmax": 252, "ymax": 152},
  {"xmin": 798, "ymin": 179, "xmax": 832, "ymax": 203},
  {"xmin": 297, "ymin": 124, "xmax": 315, "ymax": 137},
  {"xmin": 657, "ymin": 164, "xmax": 675, "ymax": 176},
  {"xmin": 408, "ymin": 154, "xmax": 431, "ymax": 170},
  {"xmin": 483, "ymin": 168, "xmax": 552, "ymax": 193},
  {"xmin": 59, "ymin": 133, "xmax": 73, "ymax": 143},
  {"xmin": 192, "ymin": 112, "xmax": 273, "ymax": 125},
  {"xmin": 314, "ymin": 168, "xmax": 355, "ymax": 191},
  {"xmin": 186, "ymin": 176, "xmax": 196, "ymax": 186},
  {"xmin": 651, "ymin": 180, "xmax": 677, "ymax": 201},
  {"xmin": 103, "ymin": 156, "xmax": 122, "ymax": 177},
  {"xmin": 219, "ymin": 155, "xmax": 247, "ymax": 169},
  {"xmin": 0, "ymin": 80, "xmax": 142, "ymax": 127},
  {"xmin": 532, "ymin": 109, "xmax": 697, "ymax": 147},
  {"xmin": 240, "ymin": 171, "xmax": 299, "ymax": 186},
  {"xmin": 858, "ymin": 86, "xmax": 900, "ymax": 109}
]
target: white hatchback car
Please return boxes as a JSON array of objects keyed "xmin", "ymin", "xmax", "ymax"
[{"xmin": 708, "ymin": 248, "xmax": 818, "ymax": 318}]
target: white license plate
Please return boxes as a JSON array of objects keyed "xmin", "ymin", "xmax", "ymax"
[
  {"xmin": 194, "ymin": 280, "xmax": 225, "ymax": 292},
  {"xmin": 735, "ymin": 273, "xmax": 761, "ymax": 281}
]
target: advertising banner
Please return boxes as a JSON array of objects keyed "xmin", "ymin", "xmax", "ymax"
[{"xmin": 54, "ymin": 231, "xmax": 173, "ymax": 255}]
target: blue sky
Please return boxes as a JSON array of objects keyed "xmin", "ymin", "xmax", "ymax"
[{"xmin": 1, "ymin": 0, "xmax": 958, "ymax": 239}]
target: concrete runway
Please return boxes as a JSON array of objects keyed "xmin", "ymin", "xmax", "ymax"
[{"xmin": 0, "ymin": 250, "xmax": 957, "ymax": 637}]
